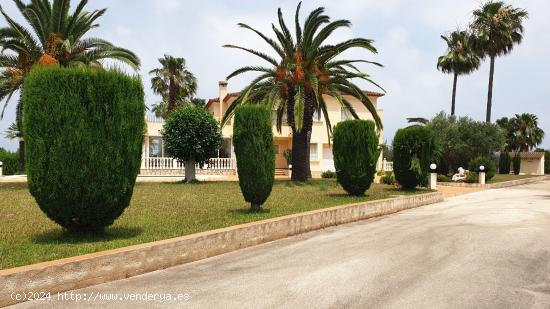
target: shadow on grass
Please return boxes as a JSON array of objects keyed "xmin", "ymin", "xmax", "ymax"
[
  {"xmin": 227, "ymin": 208, "xmax": 272, "ymax": 216},
  {"xmin": 32, "ymin": 226, "xmax": 143, "ymax": 245}
]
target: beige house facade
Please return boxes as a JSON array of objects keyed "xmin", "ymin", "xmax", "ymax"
[{"xmin": 141, "ymin": 81, "xmax": 385, "ymax": 177}]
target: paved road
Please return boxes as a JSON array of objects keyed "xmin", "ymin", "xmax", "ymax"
[{"xmin": 11, "ymin": 181, "xmax": 550, "ymax": 309}]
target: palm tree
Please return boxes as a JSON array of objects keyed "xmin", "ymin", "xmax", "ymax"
[
  {"xmin": 149, "ymin": 55, "xmax": 197, "ymax": 117},
  {"xmin": 223, "ymin": 3, "xmax": 383, "ymax": 182},
  {"xmin": 437, "ymin": 30, "xmax": 480, "ymax": 115},
  {"xmin": 471, "ymin": 1, "xmax": 528, "ymax": 123},
  {"xmin": 497, "ymin": 113, "xmax": 544, "ymax": 152},
  {"xmin": 0, "ymin": 0, "xmax": 140, "ymax": 173}
]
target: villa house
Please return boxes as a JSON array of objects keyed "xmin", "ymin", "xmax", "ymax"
[{"xmin": 141, "ymin": 81, "xmax": 386, "ymax": 177}]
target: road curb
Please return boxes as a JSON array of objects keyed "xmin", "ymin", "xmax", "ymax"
[
  {"xmin": 0, "ymin": 191, "xmax": 443, "ymax": 307},
  {"xmin": 438, "ymin": 175, "xmax": 549, "ymax": 189}
]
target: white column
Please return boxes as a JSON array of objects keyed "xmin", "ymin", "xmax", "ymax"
[
  {"xmin": 479, "ymin": 172, "xmax": 486, "ymax": 185},
  {"xmin": 428, "ymin": 173, "xmax": 437, "ymax": 190},
  {"xmin": 0, "ymin": 161, "xmax": 3, "ymax": 177}
]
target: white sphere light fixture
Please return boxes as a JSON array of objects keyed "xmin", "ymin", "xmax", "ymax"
[
  {"xmin": 479, "ymin": 165, "xmax": 485, "ymax": 171},
  {"xmin": 430, "ymin": 163, "xmax": 437, "ymax": 171}
]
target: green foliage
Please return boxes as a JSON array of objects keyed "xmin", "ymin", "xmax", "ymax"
[
  {"xmin": 468, "ymin": 156, "xmax": 496, "ymax": 181},
  {"xmin": 545, "ymin": 151, "xmax": 550, "ymax": 174},
  {"xmin": 233, "ymin": 105, "xmax": 275, "ymax": 210},
  {"xmin": 393, "ymin": 126, "xmax": 438, "ymax": 189},
  {"xmin": 283, "ymin": 149, "xmax": 292, "ymax": 166},
  {"xmin": 321, "ymin": 170, "xmax": 336, "ymax": 179},
  {"xmin": 499, "ymin": 152, "xmax": 511, "ymax": 174},
  {"xmin": 465, "ymin": 171, "xmax": 478, "ymax": 183},
  {"xmin": 381, "ymin": 172, "xmax": 396, "ymax": 185},
  {"xmin": 513, "ymin": 152, "xmax": 521, "ymax": 175},
  {"xmin": 496, "ymin": 114, "xmax": 545, "ymax": 152},
  {"xmin": 0, "ymin": 148, "xmax": 18, "ymax": 175},
  {"xmin": 426, "ymin": 112, "xmax": 505, "ymax": 174},
  {"xmin": 437, "ymin": 174, "xmax": 451, "ymax": 182},
  {"xmin": 23, "ymin": 67, "xmax": 145, "ymax": 232},
  {"xmin": 162, "ymin": 106, "xmax": 222, "ymax": 165},
  {"xmin": 333, "ymin": 120, "xmax": 379, "ymax": 196}
]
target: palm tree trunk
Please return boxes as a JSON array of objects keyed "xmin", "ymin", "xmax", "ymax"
[
  {"xmin": 168, "ymin": 76, "xmax": 176, "ymax": 114},
  {"xmin": 288, "ymin": 89, "xmax": 314, "ymax": 182},
  {"xmin": 306, "ymin": 130, "xmax": 312, "ymax": 179},
  {"xmin": 451, "ymin": 73, "xmax": 458, "ymax": 116},
  {"xmin": 486, "ymin": 55, "xmax": 496, "ymax": 123}
]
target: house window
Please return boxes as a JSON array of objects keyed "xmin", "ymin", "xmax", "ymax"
[
  {"xmin": 310, "ymin": 143, "xmax": 318, "ymax": 161},
  {"xmin": 341, "ymin": 107, "xmax": 354, "ymax": 121},
  {"xmin": 149, "ymin": 137, "xmax": 163, "ymax": 157}
]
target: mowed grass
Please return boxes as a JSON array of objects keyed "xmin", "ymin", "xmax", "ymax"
[
  {"xmin": 0, "ymin": 180, "xmax": 423, "ymax": 270},
  {"xmin": 489, "ymin": 174, "xmax": 539, "ymax": 183}
]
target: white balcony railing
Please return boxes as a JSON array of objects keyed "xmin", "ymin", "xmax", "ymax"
[
  {"xmin": 141, "ymin": 157, "xmax": 235, "ymax": 170},
  {"xmin": 382, "ymin": 159, "xmax": 394, "ymax": 172}
]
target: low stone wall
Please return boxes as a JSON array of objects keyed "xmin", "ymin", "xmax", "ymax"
[
  {"xmin": 0, "ymin": 192, "xmax": 443, "ymax": 307},
  {"xmin": 438, "ymin": 175, "xmax": 549, "ymax": 189}
]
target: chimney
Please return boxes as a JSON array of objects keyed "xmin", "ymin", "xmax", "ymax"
[{"xmin": 218, "ymin": 81, "xmax": 228, "ymax": 121}]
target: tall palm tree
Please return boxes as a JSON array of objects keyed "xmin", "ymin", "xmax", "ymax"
[
  {"xmin": 471, "ymin": 1, "xmax": 528, "ymax": 123},
  {"xmin": 437, "ymin": 30, "xmax": 480, "ymax": 115},
  {"xmin": 0, "ymin": 0, "xmax": 140, "ymax": 173},
  {"xmin": 149, "ymin": 55, "xmax": 197, "ymax": 117},
  {"xmin": 497, "ymin": 113, "xmax": 544, "ymax": 152},
  {"xmin": 223, "ymin": 3, "xmax": 383, "ymax": 182}
]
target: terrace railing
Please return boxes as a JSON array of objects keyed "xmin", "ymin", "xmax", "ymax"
[{"xmin": 141, "ymin": 157, "xmax": 236, "ymax": 170}]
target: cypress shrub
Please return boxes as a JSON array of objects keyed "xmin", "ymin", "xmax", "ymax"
[
  {"xmin": 468, "ymin": 156, "xmax": 496, "ymax": 181},
  {"xmin": 0, "ymin": 148, "xmax": 18, "ymax": 175},
  {"xmin": 332, "ymin": 120, "xmax": 378, "ymax": 196},
  {"xmin": 545, "ymin": 151, "xmax": 550, "ymax": 174},
  {"xmin": 498, "ymin": 152, "xmax": 511, "ymax": 174},
  {"xmin": 23, "ymin": 67, "xmax": 145, "ymax": 233},
  {"xmin": 513, "ymin": 152, "xmax": 521, "ymax": 175},
  {"xmin": 392, "ymin": 126, "xmax": 437, "ymax": 189},
  {"xmin": 233, "ymin": 105, "xmax": 275, "ymax": 211}
]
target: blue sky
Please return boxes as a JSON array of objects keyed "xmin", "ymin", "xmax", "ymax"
[{"xmin": 1, "ymin": 0, "xmax": 549, "ymax": 151}]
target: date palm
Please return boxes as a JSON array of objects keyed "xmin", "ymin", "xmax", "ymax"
[
  {"xmin": 437, "ymin": 30, "xmax": 480, "ymax": 115},
  {"xmin": 223, "ymin": 3, "xmax": 383, "ymax": 181},
  {"xmin": 498, "ymin": 114, "xmax": 544, "ymax": 152},
  {"xmin": 0, "ymin": 0, "xmax": 140, "ymax": 173},
  {"xmin": 149, "ymin": 55, "xmax": 197, "ymax": 117},
  {"xmin": 471, "ymin": 1, "xmax": 528, "ymax": 123}
]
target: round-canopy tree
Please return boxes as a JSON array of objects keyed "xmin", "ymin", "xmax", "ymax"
[
  {"xmin": 162, "ymin": 106, "xmax": 222, "ymax": 183},
  {"xmin": 233, "ymin": 105, "xmax": 275, "ymax": 211},
  {"xmin": 24, "ymin": 67, "xmax": 145, "ymax": 233},
  {"xmin": 332, "ymin": 120, "xmax": 378, "ymax": 196}
]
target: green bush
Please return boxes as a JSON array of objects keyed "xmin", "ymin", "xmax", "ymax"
[
  {"xmin": 333, "ymin": 120, "xmax": 379, "ymax": 196},
  {"xmin": 233, "ymin": 105, "xmax": 275, "ymax": 211},
  {"xmin": 23, "ymin": 67, "xmax": 145, "ymax": 233},
  {"xmin": 0, "ymin": 148, "xmax": 18, "ymax": 175},
  {"xmin": 321, "ymin": 170, "xmax": 336, "ymax": 178},
  {"xmin": 381, "ymin": 172, "xmax": 396, "ymax": 185},
  {"xmin": 162, "ymin": 106, "xmax": 222, "ymax": 182},
  {"xmin": 513, "ymin": 152, "xmax": 521, "ymax": 175},
  {"xmin": 465, "ymin": 171, "xmax": 478, "ymax": 183},
  {"xmin": 544, "ymin": 151, "xmax": 549, "ymax": 174},
  {"xmin": 468, "ymin": 156, "xmax": 496, "ymax": 181},
  {"xmin": 392, "ymin": 126, "xmax": 438, "ymax": 189},
  {"xmin": 437, "ymin": 174, "xmax": 451, "ymax": 182},
  {"xmin": 498, "ymin": 152, "xmax": 511, "ymax": 174}
]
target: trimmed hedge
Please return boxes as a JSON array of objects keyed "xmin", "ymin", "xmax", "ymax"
[
  {"xmin": 333, "ymin": 120, "xmax": 378, "ymax": 196},
  {"xmin": 0, "ymin": 148, "xmax": 18, "ymax": 175},
  {"xmin": 392, "ymin": 126, "xmax": 437, "ymax": 189},
  {"xmin": 468, "ymin": 156, "xmax": 496, "ymax": 181},
  {"xmin": 23, "ymin": 67, "xmax": 145, "ymax": 232},
  {"xmin": 498, "ymin": 152, "xmax": 511, "ymax": 174},
  {"xmin": 162, "ymin": 106, "xmax": 222, "ymax": 182},
  {"xmin": 513, "ymin": 152, "xmax": 521, "ymax": 175},
  {"xmin": 233, "ymin": 105, "xmax": 275, "ymax": 211}
]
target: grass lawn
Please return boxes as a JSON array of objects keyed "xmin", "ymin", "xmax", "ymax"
[
  {"xmin": 0, "ymin": 180, "xmax": 423, "ymax": 270},
  {"xmin": 488, "ymin": 174, "xmax": 539, "ymax": 183}
]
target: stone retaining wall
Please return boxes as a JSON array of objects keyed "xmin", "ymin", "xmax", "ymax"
[
  {"xmin": 438, "ymin": 175, "xmax": 549, "ymax": 189},
  {"xmin": 0, "ymin": 192, "xmax": 443, "ymax": 307}
]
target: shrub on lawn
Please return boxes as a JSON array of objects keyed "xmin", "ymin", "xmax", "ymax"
[
  {"xmin": 333, "ymin": 120, "xmax": 379, "ymax": 196},
  {"xmin": 468, "ymin": 156, "xmax": 496, "ymax": 181},
  {"xmin": 465, "ymin": 171, "xmax": 478, "ymax": 183},
  {"xmin": 498, "ymin": 152, "xmax": 511, "ymax": 174},
  {"xmin": 23, "ymin": 67, "xmax": 145, "ymax": 233},
  {"xmin": 437, "ymin": 174, "xmax": 451, "ymax": 182},
  {"xmin": 381, "ymin": 172, "xmax": 396, "ymax": 185},
  {"xmin": 162, "ymin": 106, "xmax": 222, "ymax": 182},
  {"xmin": 321, "ymin": 170, "xmax": 336, "ymax": 178},
  {"xmin": 0, "ymin": 148, "xmax": 18, "ymax": 175},
  {"xmin": 233, "ymin": 105, "xmax": 275, "ymax": 211},
  {"xmin": 392, "ymin": 126, "xmax": 438, "ymax": 189},
  {"xmin": 513, "ymin": 152, "xmax": 521, "ymax": 175}
]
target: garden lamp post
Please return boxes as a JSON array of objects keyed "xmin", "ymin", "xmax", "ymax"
[
  {"xmin": 429, "ymin": 163, "xmax": 437, "ymax": 190},
  {"xmin": 479, "ymin": 165, "xmax": 486, "ymax": 185},
  {"xmin": 0, "ymin": 161, "xmax": 3, "ymax": 177}
]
